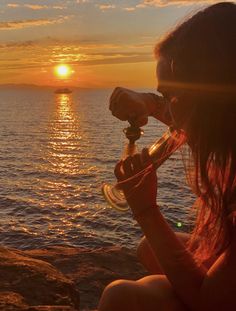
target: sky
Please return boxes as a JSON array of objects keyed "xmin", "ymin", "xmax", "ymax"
[{"xmin": 0, "ymin": 0, "xmax": 233, "ymax": 88}]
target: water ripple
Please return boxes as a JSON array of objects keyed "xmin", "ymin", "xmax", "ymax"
[{"xmin": 0, "ymin": 88, "xmax": 195, "ymax": 250}]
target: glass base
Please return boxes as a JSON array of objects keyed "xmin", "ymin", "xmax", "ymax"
[{"xmin": 102, "ymin": 183, "xmax": 129, "ymax": 212}]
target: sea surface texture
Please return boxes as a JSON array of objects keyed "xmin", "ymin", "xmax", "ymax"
[{"xmin": 0, "ymin": 88, "xmax": 195, "ymax": 250}]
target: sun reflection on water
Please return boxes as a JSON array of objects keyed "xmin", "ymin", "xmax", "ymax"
[
  {"xmin": 30, "ymin": 92, "xmax": 103, "ymax": 243},
  {"xmin": 39, "ymin": 92, "xmax": 98, "ymax": 211},
  {"xmin": 37, "ymin": 93, "xmax": 89, "ymax": 215},
  {"xmin": 47, "ymin": 93, "xmax": 82, "ymax": 176}
]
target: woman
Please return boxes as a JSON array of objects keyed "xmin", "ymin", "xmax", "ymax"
[{"xmin": 98, "ymin": 2, "xmax": 236, "ymax": 311}]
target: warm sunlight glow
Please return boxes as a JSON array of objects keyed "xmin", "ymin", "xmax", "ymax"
[{"xmin": 55, "ymin": 65, "xmax": 71, "ymax": 79}]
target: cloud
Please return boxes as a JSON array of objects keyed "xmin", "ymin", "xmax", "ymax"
[
  {"xmin": 52, "ymin": 6, "xmax": 65, "ymax": 10},
  {"xmin": 6, "ymin": 3, "xmax": 65, "ymax": 10},
  {"xmin": 0, "ymin": 53, "xmax": 152, "ymax": 71},
  {"xmin": 123, "ymin": 7, "xmax": 136, "ymax": 11},
  {"xmin": 0, "ymin": 37, "xmax": 123, "ymax": 51},
  {"xmin": 24, "ymin": 4, "xmax": 49, "ymax": 10},
  {"xmin": 98, "ymin": 4, "xmax": 116, "ymax": 10},
  {"xmin": 7, "ymin": 4, "xmax": 19, "ymax": 8},
  {"xmin": 0, "ymin": 37, "xmax": 153, "ymax": 74},
  {"xmin": 0, "ymin": 16, "xmax": 69, "ymax": 30},
  {"xmin": 0, "ymin": 41, "xmax": 35, "ymax": 49},
  {"xmin": 139, "ymin": 0, "xmax": 222, "ymax": 7}
]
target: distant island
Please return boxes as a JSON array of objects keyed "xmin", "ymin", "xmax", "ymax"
[
  {"xmin": 0, "ymin": 84, "xmax": 92, "ymax": 91},
  {"xmin": 54, "ymin": 88, "xmax": 72, "ymax": 94}
]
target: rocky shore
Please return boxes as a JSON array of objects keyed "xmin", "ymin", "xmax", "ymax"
[{"xmin": 0, "ymin": 246, "xmax": 147, "ymax": 311}]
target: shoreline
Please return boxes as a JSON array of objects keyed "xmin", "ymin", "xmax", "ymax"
[{"xmin": 0, "ymin": 245, "xmax": 147, "ymax": 311}]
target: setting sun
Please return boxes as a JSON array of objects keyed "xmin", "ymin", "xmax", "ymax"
[{"xmin": 55, "ymin": 65, "xmax": 71, "ymax": 79}]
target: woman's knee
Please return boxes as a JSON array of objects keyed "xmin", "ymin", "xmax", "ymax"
[
  {"xmin": 137, "ymin": 275, "xmax": 188, "ymax": 311},
  {"xmin": 98, "ymin": 276, "xmax": 187, "ymax": 311},
  {"xmin": 137, "ymin": 236, "xmax": 164, "ymax": 274},
  {"xmin": 104, "ymin": 279, "xmax": 135, "ymax": 299},
  {"xmin": 98, "ymin": 279, "xmax": 138, "ymax": 311}
]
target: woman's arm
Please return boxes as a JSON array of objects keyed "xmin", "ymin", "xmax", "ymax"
[
  {"xmin": 115, "ymin": 151, "xmax": 206, "ymax": 310},
  {"xmin": 136, "ymin": 207, "xmax": 206, "ymax": 311},
  {"xmin": 137, "ymin": 208, "xmax": 236, "ymax": 311},
  {"xmin": 115, "ymin": 150, "xmax": 236, "ymax": 311}
]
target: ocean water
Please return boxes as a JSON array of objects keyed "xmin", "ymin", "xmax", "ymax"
[{"xmin": 0, "ymin": 87, "xmax": 195, "ymax": 250}]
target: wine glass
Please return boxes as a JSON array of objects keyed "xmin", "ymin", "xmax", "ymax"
[{"xmin": 102, "ymin": 126, "xmax": 187, "ymax": 211}]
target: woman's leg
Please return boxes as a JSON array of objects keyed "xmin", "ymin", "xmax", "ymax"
[
  {"xmin": 98, "ymin": 274, "xmax": 188, "ymax": 311},
  {"xmin": 98, "ymin": 232, "xmax": 218, "ymax": 311},
  {"xmin": 137, "ymin": 232, "xmax": 190, "ymax": 274},
  {"xmin": 137, "ymin": 232, "xmax": 218, "ymax": 274}
]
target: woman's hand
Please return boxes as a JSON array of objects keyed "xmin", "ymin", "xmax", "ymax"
[
  {"xmin": 114, "ymin": 148, "xmax": 158, "ymax": 217},
  {"xmin": 109, "ymin": 87, "xmax": 155, "ymax": 127}
]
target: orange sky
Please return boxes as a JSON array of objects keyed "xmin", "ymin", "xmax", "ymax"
[{"xmin": 0, "ymin": 0, "xmax": 228, "ymax": 88}]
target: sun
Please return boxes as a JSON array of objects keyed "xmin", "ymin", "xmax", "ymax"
[{"xmin": 55, "ymin": 64, "xmax": 71, "ymax": 79}]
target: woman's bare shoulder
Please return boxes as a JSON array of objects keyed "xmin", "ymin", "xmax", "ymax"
[{"xmin": 200, "ymin": 238, "xmax": 236, "ymax": 310}]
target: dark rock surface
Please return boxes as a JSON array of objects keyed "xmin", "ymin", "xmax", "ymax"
[
  {"xmin": 0, "ymin": 246, "xmax": 147, "ymax": 311},
  {"xmin": 0, "ymin": 247, "xmax": 80, "ymax": 310}
]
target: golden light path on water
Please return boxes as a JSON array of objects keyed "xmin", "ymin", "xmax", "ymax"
[
  {"xmin": 48, "ymin": 94, "xmax": 81, "ymax": 176},
  {"xmin": 37, "ymin": 93, "xmax": 99, "ymax": 241}
]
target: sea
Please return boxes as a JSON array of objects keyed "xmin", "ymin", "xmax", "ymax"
[{"xmin": 0, "ymin": 87, "xmax": 195, "ymax": 250}]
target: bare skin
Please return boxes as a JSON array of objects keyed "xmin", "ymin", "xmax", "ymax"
[
  {"xmin": 98, "ymin": 57, "xmax": 236, "ymax": 311},
  {"xmin": 98, "ymin": 233, "xmax": 219, "ymax": 311},
  {"xmin": 98, "ymin": 196, "xmax": 236, "ymax": 311},
  {"xmin": 99, "ymin": 275, "xmax": 188, "ymax": 311},
  {"xmin": 98, "ymin": 233, "xmax": 191, "ymax": 311},
  {"xmin": 137, "ymin": 234, "xmax": 218, "ymax": 275}
]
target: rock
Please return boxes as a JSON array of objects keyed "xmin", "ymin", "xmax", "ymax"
[
  {"xmin": 24, "ymin": 246, "xmax": 147, "ymax": 310},
  {"xmin": 0, "ymin": 247, "xmax": 80, "ymax": 310},
  {"xmin": 0, "ymin": 291, "xmax": 28, "ymax": 310},
  {"xmin": 0, "ymin": 246, "xmax": 147, "ymax": 310},
  {"xmin": 27, "ymin": 307, "xmax": 76, "ymax": 310}
]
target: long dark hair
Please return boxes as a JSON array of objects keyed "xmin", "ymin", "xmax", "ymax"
[{"xmin": 155, "ymin": 2, "xmax": 236, "ymax": 263}]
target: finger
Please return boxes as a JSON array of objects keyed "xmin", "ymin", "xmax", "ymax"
[
  {"xmin": 112, "ymin": 110, "xmax": 128, "ymax": 121},
  {"xmin": 132, "ymin": 153, "xmax": 142, "ymax": 173},
  {"xmin": 114, "ymin": 160, "xmax": 124, "ymax": 181},
  {"xmin": 109, "ymin": 93, "xmax": 122, "ymax": 113},
  {"xmin": 122, "ymin": 156, "xmax": 133, "ymax": 177},
  {"xmin": 135, "ymin": 115, "xmax": 148, "ymax": 127},
  {"xmin": 133, "ymin": 166, "xmax": 157, "ymax": 191},
  {"xmin": 109, "ymin": 87, "xmax": 122, "ymax": 111},
  {"xmin": 110, "ymin": 93, "xmax": 124, "ymax": 118},
  {"xmin": 110, "ymin": 87, "xmax": 121, "ymax": 102},
  {"xmin": 141, "ymin": 148, "xmax": 152, "ymax": 166}
]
